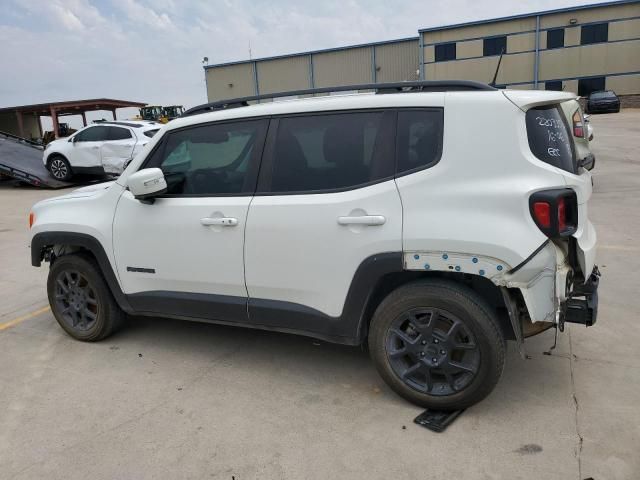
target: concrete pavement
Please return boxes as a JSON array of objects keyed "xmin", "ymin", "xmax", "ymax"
[{"xmin": 0, "ymin": 111, "xmax": 638, "ymax": 479}]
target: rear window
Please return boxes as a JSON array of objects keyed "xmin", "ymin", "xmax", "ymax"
[
  {"xmin": 590, "ymin": 91, "xmax": 615, "ymax": 99},
  {"xmin": 525, "ymin": 106, "xmax": 575, "ymax": 173}
]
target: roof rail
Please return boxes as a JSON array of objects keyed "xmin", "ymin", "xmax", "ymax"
[{"xmin": 182, "ymin": 80, "xmax": 495, "ymax": 117}]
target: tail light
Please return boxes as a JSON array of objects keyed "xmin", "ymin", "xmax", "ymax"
[
  {"xmin": 529, "ymin": 189, "xmax": 577, "ymax": 237},
  {"xmin": 572, "ymin": 110, "xmax": 584, "ymax": 138}
]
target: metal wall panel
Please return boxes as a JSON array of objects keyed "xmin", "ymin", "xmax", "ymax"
[
  {"xmin": 610, "ymin": 17, "xmax": 640, "ymax": 41},
  {"xmin": 426, "ymin": 52, "xmax": 536, "ymax": 85},
  {"xmin": 205, "ymin": 63, "xmax": 255, "ymax": 102},
  {"xmin": 257, "ymin": 55, "xmax": 311, "ymax": 94},
  {"xmin": 606, "ymin": 73, "xmax": 640, "ymax": 94},
  {"xmin": 374, "ymin": 40, "xmax": 420, "ymax": 82},
  {"xmin": 422, "ymin": 18, "xmax": 537, "ymax": 45},
  {"xmin": 539, "ymin": 40, "xmax": 640, "ymax": 80},
  {"xmin": 540, "ymin": 3, "xmax": 640, "ymax": 29},
  {"xmin": 312, "ymin": 47, "xmax": 372, "ymax": 87}
]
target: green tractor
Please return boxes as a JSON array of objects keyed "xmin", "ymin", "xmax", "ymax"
[
  {"xmin": 137, "ymin": 106, "xmax": 164, "ymax": 122},
  {"xmin": 162, "ymin": 105, "xmax": 185, "ymax": 121}
]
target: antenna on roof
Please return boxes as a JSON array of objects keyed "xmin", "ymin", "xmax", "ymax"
[{"xmin": 489, "ymin": 48, "xmax": 505, "ymax": 87}]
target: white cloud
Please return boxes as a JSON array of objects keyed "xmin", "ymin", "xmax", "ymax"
[{"xmin": 0, "ymin": 0, "xmax": 606, "ymax": 127}]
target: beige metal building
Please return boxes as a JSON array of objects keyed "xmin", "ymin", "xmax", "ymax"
[{"xmin": 204, "ymin": 0, "xmax": 639, "ymax": 102}]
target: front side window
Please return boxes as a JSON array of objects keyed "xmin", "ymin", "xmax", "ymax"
[
  {"xmin": 526, "ymin": 106, "xmax": 575, "ymax": 173},
  {"xmin": 547, "ymin": 28, "xmax": 565, "ymax": 49},
  {"xmin": 267, "ymin": 112, "xmax": 394, "ymax": 193},
  {"xmin": 396, "ymin": 110, "xmax": 444, "ymax": 175},
  {"xmin": 435, "ymin": 42, "xmax": 456, "ymax": 62},
  {"xmin": 75, "ymin": 126, "xmax": 109, "ymax": 142},
  {"xmin": 483, "ymin": 36, "xmax": 506, "ymax": 56},
  {"xmin": 149, "ymin": 120, "xmax": 265, "ymax": 195},
  {"xmin": 108, "ymin": 126, "xmax": 132, "ymax": 140},
  {"xmin": 581, "ymin": 23, "xmax": 608, "ymax": 45}
]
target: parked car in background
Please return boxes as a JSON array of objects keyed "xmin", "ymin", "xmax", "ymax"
[
  {"xmin": 560, "ymin": 99, "xmax": 595, "ymax": 170},
  {"xmin": 43, "ymin": 121, "xmax": 161, "ymax": 181},
  {"xmin": 585, "ymin": 90, "xmax": 620, "ymax": 114}
]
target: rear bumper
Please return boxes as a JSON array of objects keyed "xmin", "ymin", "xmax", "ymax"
[{"xmin": 562, "ymin": 266, "xmax": 600, "ymax": 327}]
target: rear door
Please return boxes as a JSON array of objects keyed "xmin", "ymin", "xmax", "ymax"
[
  {"xmin": 101, "ymin": 126, "xmax": 136, "ymax": 174},
  {"xmin": 244, "ymin": 110, "xmax": 402, "ymax": 337}
]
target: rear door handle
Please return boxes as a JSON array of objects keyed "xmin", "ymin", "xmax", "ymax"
[
  {"xmin": 337, "ymin": 215, "xmax": 386, "ymax": 226},
  {"xmin": 201, "ymin": 217, "xmax": 238, "ymax": 227}
]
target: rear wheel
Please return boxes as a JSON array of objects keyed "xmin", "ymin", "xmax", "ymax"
[
  {"xmin": 48, "ymin": 155, "xmax": 72, "ymax": 181},
  {"xmin": 47, "ymin": 254, "xmax": 124, "ymax": 341},
  {"xmin": 368, "ymin": 279, "xmax": 505, "ymax": 410}
]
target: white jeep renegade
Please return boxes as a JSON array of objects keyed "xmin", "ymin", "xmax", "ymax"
[{"xmin": 30, "ymin": 81, "xmax": 599, "ymax": 410}]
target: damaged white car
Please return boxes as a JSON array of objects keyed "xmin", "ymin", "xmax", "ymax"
[
  {"xmin": 30, "ymin": 81, "xmax": 599, "ymax": 410},
  {"xmin": 43, "ymin": 121, "xmax": 161, "ymax": 181}
]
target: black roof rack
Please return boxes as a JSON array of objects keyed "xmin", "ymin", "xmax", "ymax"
[{"xmin": 182, "ymin": 80, "xmax": 495, "ymax": 117}]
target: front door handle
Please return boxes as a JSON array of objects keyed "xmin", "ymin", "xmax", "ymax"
[
  {"xmin": 201, "ymin": 217, "xmax": 238, "ymax": 227},
  {"xmin": 337, "ymin": 215, "xmax": 386, "ymax": 226}
]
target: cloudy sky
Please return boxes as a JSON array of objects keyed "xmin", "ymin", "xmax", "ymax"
[{"xmin": 0, "ymin": 0, "xmax": 602, "ymax": 124}]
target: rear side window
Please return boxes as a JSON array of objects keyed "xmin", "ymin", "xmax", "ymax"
[
  {"xmin": 526, "ymin": 106, "xmax": 575, "ymax": 173},
  {"xmin": 267, "ymin": 111, "xmax": 394, "ymax": 193},
  {"xmin": 144, "ymin": 129, "xmax": 159, "ymax": 138},
  {"xmin": 396, "ymin": 110, "xmax": 443, "ymax": 175},
  {"xmin": 108, "ymin": 126, "xmax": 132, "ymax": 140}
]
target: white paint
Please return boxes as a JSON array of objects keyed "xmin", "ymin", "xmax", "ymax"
[{"xmin": 32, "ymin": 88, "xmax": 597, "ymax": 326}]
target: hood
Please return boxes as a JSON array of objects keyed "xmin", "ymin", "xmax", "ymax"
[{"xmin": 39, "ymin": 181, "xmax": 117, "ymax": 204}]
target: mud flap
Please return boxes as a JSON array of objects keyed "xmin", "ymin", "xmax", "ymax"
[{"xmin": 501, "ymin": 287, "xmax": 527, "ymax": 360}]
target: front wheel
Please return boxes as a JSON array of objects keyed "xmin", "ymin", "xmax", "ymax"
[
  {"xmin": 47, "ymin": 254, "xmax": 124, "ymax": 341},
  {"xmin": 368, "ymin": 279, "xmax": 505, "ymax": 411},
  {"xmin": 48, "ymin": 155, "xmax": 73, "ymax": 181}
]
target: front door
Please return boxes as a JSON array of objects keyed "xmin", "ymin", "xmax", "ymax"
[
  {"xmin": 112, "ymin": 118, "xmax": 268, "ymax": 323},
  {"xmin": 244, "ymin": 111, "xmax": 402, "ymax": 338},
  {"xmin": 71, "ymin": 125, "xmax": 109, "ymax": 169}
]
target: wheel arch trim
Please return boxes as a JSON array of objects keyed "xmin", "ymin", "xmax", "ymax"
[{"xmin": 31, "ymin": 231, "xmax": 133, "ymax": 313}]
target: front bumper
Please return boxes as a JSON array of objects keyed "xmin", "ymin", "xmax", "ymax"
[{"xmin": 561, "ymin": 266, "xmax": 600, "ymax": 328}]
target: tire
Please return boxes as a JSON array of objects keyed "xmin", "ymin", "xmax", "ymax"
[
  {"xmin": 47, "ymin": 155, "xmax": 73, "ymax": 181},
  {"xmin": 368, "ymin": 279, "xmax": 505, "ymax": 411},
  {"xmin": 47, "ymin": 253, "xmax": 125, "ymax": 341}
]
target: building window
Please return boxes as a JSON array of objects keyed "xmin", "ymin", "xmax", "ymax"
[
  {"xmin": 547, "ymin": 28, "xmax": 565, "ymax": 49},
  {"xmin": 545, "ymin": 81, "xmax": 563, "ymax": 91},
  {"xmin": 483, "ymin": 36, "xmax": 507, "ymax": 56},
  {"xmin": 434, "ymin": 42, "xmax": 456, "ymax": 62},
  {"xmin": 578, "ymin": 77, "xmax": 606, "ymax": 96},
  {"xmin": 581, "ymin": 23, "xmax": 608, "ymax": 45}
]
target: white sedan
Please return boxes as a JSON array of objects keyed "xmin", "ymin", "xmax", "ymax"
[{"xmin": 43, "ymin": 121, "xmax": 161, "ymax": 181}]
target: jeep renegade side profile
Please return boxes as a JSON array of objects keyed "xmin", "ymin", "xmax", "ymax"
[{"xmin": 30, "ymin": 81, "xmax": 599, "ymax": 410}]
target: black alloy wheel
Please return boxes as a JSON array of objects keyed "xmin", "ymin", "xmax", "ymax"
[{"xmin": 386, "ymin": 307, "xmax": 480, "ymax": 396}]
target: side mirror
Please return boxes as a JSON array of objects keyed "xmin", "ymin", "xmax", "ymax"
[
  {"xmin": 127, "ymin": 168, "xmax": 167, "ymax": 203},
  {"xmin": 71, "ymin": 136, "xmax": 78, "ymax": 143}
]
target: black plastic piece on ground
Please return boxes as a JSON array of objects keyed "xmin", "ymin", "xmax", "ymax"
[
  {"xmin": 563, "ymin": 266, "xmax": 600, "ymax": 327},
  {"xmin": 414, "ymin": 409, "xmax": 465, "ymax": 433}
]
